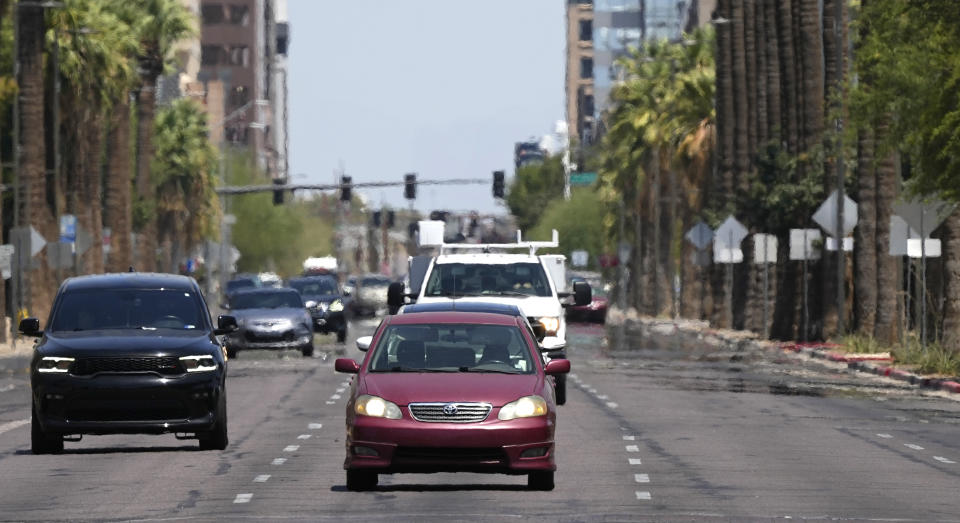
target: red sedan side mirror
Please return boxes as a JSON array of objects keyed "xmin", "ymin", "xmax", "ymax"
[
  {"xmin": 544, "ymin": 359, "xmax": 570, "ymax": 375},
  {"xmin": 335, "ymin": 358, "xmax": 360, "ymax": 374}
]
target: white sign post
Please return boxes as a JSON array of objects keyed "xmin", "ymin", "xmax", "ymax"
[
  {"xmin": 892, "ymin": 197, "xmax": 955, "ymax": 348},
  {"xmin": 753, "ymin": 234, "xmax": 778, "ymax": 338},
  {"xmin": 713, "ymin": 216, "xmax": 747, "ymax": 327},
  {"xmin": 789, "ymin": 228, "xmax": 821, "ymax": 341}
]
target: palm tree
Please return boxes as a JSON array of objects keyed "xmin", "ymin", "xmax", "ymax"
[
  {"xmin": 854, "ymin": 127, "xmax": 878, "ymax": 334},
  {"xmin": 152, "ymin": 98, "xmax": 220, "ymax": 273},
  {"xmin": 17, "ymin": 1, "xmax": 57, "ymax": 322},
  {"xmin": 128, "ymin": 0, "xmax": 194, "ymax": 272}
]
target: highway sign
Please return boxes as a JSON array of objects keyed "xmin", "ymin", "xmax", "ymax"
[
  {"xmin": 685, "ymin": 221, "xmax": 713, "ymax": 250},
  {"xmin": 569, "ymin": 172, "xmax": 597, "ymax": 186},
  {"xmin": 60, "ymin": 214, "xmax": 76, "ymax": 243}
]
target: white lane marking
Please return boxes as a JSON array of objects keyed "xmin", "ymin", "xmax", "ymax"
[
  {"xmin": 0, "ymin": 419, "xmax": 30, "ymax": 435},
  {"xmin": 297, "ymin": 434, "xmax": 311, "ymax": 440},
  {"xmin": 336, "ymin": 388, "xmax": 345, "ymax": 393},
  {"xmin": 271, "ymin": 458, "xmax": 287, "ymax": 465},
  {"xmin": 233, "ymin": 493, "xmax": 253, "ymax": 504},
  {"xmin": 634, "ymin": 474, "xmax": 650, "ymax": 483},
  {"xmin": 628, "ymin": 458, "xmax": 642, "ymax": 465},
  {"xmin": 623, "ymin": 435, "xmax": 636, "ymax": 441},
  {"xmin": 635, "ymin": 491, "xmax": 652, "ymax": 500},
  {"xmin": 597, "ymin": 394, "xmax": 608, "ymax": 400},
  {"xmin": 586, "ymin": 388, "xmax": 597, "ymax": 394},
  {"xmin": 904, "ymin": 443, "xmax": 924, "ymax": 451},
  {"xmin": 253, "ymin": 475, "xmax": 271, "ymax": 483},
  {"xmin": 625, "ymin": 445, "xmax": 640, "ymax": 452},
  {"xmin": 325, "ymin": 401, "xmax": 336, "ymax": 405},
  {"xmin": 308, "ymin": 423, "xmax": 323, "ymax": 430},
  {"xmin": 934, "ymin": 456, "xmax": 956, "ymax": 464},
  {"xmin": 0, "ymin": 384, "xmax": 15, "ymax": 393},
  {"xmin": 877, "ymin": 433, "xmax": 893, "ymax": 439},
  {"xmin": 340, "ymin": 381, "xmax": 350, "ymax": 387},
  {"xmin": 283, "ymin": 445, "xmax": 299, "ymax": 452},
  {"xmin": 606, "ymin": 402, "xmax": 619, "ymax": 409},
  {"xmin": 331, "ymin": 394, "xmax": 342, "ymax": 400}
]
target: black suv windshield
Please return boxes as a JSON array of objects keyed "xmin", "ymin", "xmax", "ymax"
[
  {"xmin": 229, "ymin": 290, "xmax": 303, "ymax": 310},
  {"xmin": 424, "ymin": 262, "xmax": 552, "ymax": 297},
  {"xmin": 50, "ymin": 288, "xmax": 206, "ymax": 332},
  {"xmin": 289, "ymin": 278, "xmax": 337, "ymax": 296}
]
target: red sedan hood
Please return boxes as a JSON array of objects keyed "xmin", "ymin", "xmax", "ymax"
[{"xmin": 361, "ymin": 372, "xmax": 541, "ymax": 407}]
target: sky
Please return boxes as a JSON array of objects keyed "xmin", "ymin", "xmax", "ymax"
[{"xmin": 287, "ymin": 0, "xmax": 567, "ymax": 215}]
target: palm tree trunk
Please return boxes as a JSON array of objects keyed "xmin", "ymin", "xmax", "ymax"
[
  {"xmin": 105, "ymin": 96, "xmax": 133, "ymax": 272},
  {"xmin": 135, "ymin": 75, "xmax": 158, "ymax": 272},
  {"xmin": 754, "ymin": 0, "xmax": 769, "ymax": 148},
  {"xmin": 874, "ymin": 120, "xmax": 899, "ymax": 344},
  {"xmin": 854, "ymin": 127, "xmax": 877, "ymax": 335},
  {"xmin": 80, "ymin": 109, "xmax": 105, "ymax": 274},
  {"xmin": 17, "ymin": 3, "xmax": 56, "ymax": 321},
  {"xmin": 777, "ymin": 0, "xmax": 799, "ymax": 155},
  {"xmin": 764, "ymin": 0, "xmax": 781, "ymax": 144},
  {"xmin": 940, "ymin": 210, "xmax": 960, "ymax": 352},
  {"xmin": 712, "ymin": 0, "xmax": 735, "ymax": 328}
]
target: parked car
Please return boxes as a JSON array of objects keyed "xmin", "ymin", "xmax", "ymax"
[
  {"xmin": 288, "ymin": 275, "xmax": 350, "ymax": 342},
  {"xmin": 350, "ymin": 274, "xmax": 393, "ymax": 317},
  {"xmin": 21, "ymin": 273, "xmax": 236, "ymax": 454},
  {"xmin": 223, "ymin": 287, "xmax": 314, "ymax": 357},
  {"xmin": 335, "ymin": 310, "xmax": 570, "ymax": 491}
]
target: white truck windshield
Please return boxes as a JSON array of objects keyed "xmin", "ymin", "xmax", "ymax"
[{"xmin": 423, "ymin": 262, "xmax": 552, "ymax": 298}]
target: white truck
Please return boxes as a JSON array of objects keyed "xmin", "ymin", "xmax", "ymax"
[{"xmin": 387, "ymin": 221, "xmax": 591, "ymax": 405}]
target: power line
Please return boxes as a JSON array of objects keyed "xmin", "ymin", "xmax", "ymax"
[{"xmin": 215, "ymin": 177, "xmax": 488, "ymax": 195}]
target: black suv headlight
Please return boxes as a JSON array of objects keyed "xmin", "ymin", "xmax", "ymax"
[
  {"xmin": 179, "ymin": 355, "xmax": 217, "ymax": 372},
  {"xmin": 37, "ymin": 356, "xmax": 74, "ymax": 373}
]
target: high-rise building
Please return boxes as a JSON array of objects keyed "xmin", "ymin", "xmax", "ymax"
[
  {"xmin": 565, "ymin": 0, "xmax": 716, "ymax": 145},
  {"xmin": 198, "ymin": 0, "xmax": 290, "ymax": 182}
]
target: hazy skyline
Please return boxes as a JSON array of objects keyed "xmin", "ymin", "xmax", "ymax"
[{"xmin": 287, "ymin": 0, "xmax": 566, "ymax": 215}]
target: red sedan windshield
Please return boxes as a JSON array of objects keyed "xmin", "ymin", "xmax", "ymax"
[{"xmin": 368, "ymin": 323, "xmax": 535, "ymax": 374}]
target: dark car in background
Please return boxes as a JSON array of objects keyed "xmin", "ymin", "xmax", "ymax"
[
  {"xmin": 288, "ymin": 275, "xmax": 350, "ymax": 342},
  {"xmin": 223, "ymin": 287, "xmax": 314, "ymax": 357},
  {"xmin": 350, "ymin": 274, "xmax": 393, "ymax": 317},
  {"xmin": 566, "ymin": 273, "xmax": 608, "ymax": 324},
  {"xmin": 21, "ymin": 273, "xmax": 237, "ymax": 454}
]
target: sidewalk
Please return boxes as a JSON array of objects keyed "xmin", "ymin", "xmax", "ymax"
[{"xmin": 606, "ymin": 308, "xmax": 960, "ymax": 397}]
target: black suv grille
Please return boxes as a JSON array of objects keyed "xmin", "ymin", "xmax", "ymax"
[{"xmin": 71, "ymin": 356, "xmax": 183, "ymax": 376}]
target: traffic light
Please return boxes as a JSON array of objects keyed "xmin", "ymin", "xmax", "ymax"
[
  {"xmin": 404, "ymin": 173, "xmax": 417, "ymax": 200},
  {"xmin": 492, "ymin": 170, "xmax": 505, "ymax": 198},
  {"xmin": 340, "ymin": 175, "xmax": 352, "ymax": 202},
  {"xmin": 372, "ymin": 210, "xmax": 381, "ymax": 227},
  {"xmin": 272, "ymin": 178, "xmax": 285, "ymax": 206}
]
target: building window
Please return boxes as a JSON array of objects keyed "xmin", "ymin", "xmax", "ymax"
[
  {"xmin": 227, "ymin": 45, "xmax": 249, "ymax": 67},
  {"xmin": 201, "ymin": 44, "xmax": 223, "ymax": 65},
  {"xmin": 580, "ymin": 57, "xmax": 593, "ymax": 79},
  {"xmin": 229, "ymin": 5, "xmax": 250, "ymax": 26},
  {"xmin": 583, "ymin": 94, "xmax": 595, "ymax": 116},
  {"xmin": 201, "ymin": 3, "xmax": 224, "ymax": 25},
  {"xmin": 579, "ymin": 20, "xmax": 592, "ymax": 41}
]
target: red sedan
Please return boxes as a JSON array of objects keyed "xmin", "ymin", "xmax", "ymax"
[{"xmin": 335, "ymin": 311, "xmax": 570, "ymax": 491}]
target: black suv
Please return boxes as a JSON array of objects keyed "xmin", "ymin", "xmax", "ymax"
[
  {"xmin": 288, "ymin": 275, "xmax": 349, "ymax": 342},
  {"xmin": 21, "ymin": 273, "xmax": 237, "ymax": 454}
]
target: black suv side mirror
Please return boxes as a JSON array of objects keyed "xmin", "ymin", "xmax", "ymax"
[
  {"xmin": 573, "ymin": 281, "xmax": 592, "ymax": 307},
  {"xmin": 215, "ymin": 315, "xmax": 238, "ymax": 335},
  {"xmin": 19, "ymin": 317, "xmax": 42, "ymax": 337}
]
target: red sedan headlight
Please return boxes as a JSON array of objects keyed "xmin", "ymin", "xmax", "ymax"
[
  {"xmin": 498, "ymin": 395, "xmax": 547, "ymax": 420},
  {"xmin": 355, "ymin": 394, "xmax": 402, "ymax": 419}
]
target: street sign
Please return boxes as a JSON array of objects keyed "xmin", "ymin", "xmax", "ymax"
[
  {"xmin": 888, "ymin": 215, "xmax": 917, "ymax": 256},
  {"xmin": 753, "ymin": 234, "xmax": 778, "ymax": 264},
  {"xmin": 893, "ymin": 197, "xmax": 953, "ymax": 238},
  {"xmin": 714, "ymin": 215, "xmax": 748, "ymax": 248},
  {"xmin": 569, "ymin": 172, "xmax": 597, "ymax": 186},
  {"xmin": 618, "ymin": 242, "xmax": 631, "ymax": 264},
  {"xmin": 0, "ymin": 244, "xmax": 13, "ymax": 280},
  {"xmin": 825, "ymin": 237, "xmax": 854, "ymax": 251},
  {"xmin": 102, "ymin": 227, "xmax": 112, "ymax": 254},
  {"xmin": 60, "ymin": 214, "xmax": 76, "ymax": 243},
  {"xmin": 789, "ymin": 229, "xmax": 821, "ymax": 261},
  {"xmin": 47, "ymin": 242, "xmax": 74, "ymax": 270},
  {"xmin": 713, "ymin": 246, "xmax": 743, "ymax": 264},
  {"xmin": 570, "ymin": 250, "xmax": 589, "ymax": 267},
  {"xmin": 75, "ymin": 225, "xmax": 93, "ymax": 256},
  {"xmin": 812, "ymin": 189, "xmax": 858, "ymax": 238},
  {"xmin": 908, "ymin": 239, "xmax": 941, "ymax": 258},
  {"xmin": 685, "ymin": 221, "xmax": 713, "ymax": 250},
  {"xmin": 29, "ymin": 226, "xmax": 47, "ymax": 257}
]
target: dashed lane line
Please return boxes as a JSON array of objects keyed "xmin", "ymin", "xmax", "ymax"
[
  {"xmin": 623, "ymin": 435, "xmax": 636, "ymax": 441},
  {"xmin": 253, "ymin": 475, "xmax": 270, "ymax": 483},
  {"xmin": 877, "ymin": 433, "xmax": 893, "ymax": 439},
  {"xmin": 331, "ymin": 394, "xmax": 342, "ymax": 400},
  {"xmin": 308, "ymin": 423, "xmax": 323, "ymax": 430},
  {"xmin": 904, "ymin": 443, "xmax": 924, "ymax": 451},
  {"xmin": 0, "ymin": 384, "xmax": 15, "ymax": 393},
  {"xmin": 934, "ymin": 456, "xmax": 956, "ymax": 464},
  {"xmin": 628, "ymin": 458, "xmax": 642, "ymax": 465},
  {"xmin": 634, "ymin": 474, "xmax": 650, "ymax": 483},
  {"xmin": 271, "ymin": 458, "xmax": 287, "ymax": 465},
  {"xmin": 233, "ymin": 494, "xmax": 253, "ymax": 504},
  {"xmin": 336, "ymin": 388, "xmax": 345, "ymax": 393},
  {"xmin": 606, "ymin": 402, "xmax": 619, "ymax": 409},
  {"xmin": 635, "ymin": 491, "xmax": 652, "ymax": 500},
  {"xmin": 297, "ymin": 434, "xmax": 311, "ymax": 440},
  {"xmin": 325, "ymin": 401, "xmax": 336, "ymax": 405},
  {"xmin": 283, "ymin": 445, "xmax": 299, "ymax": 452},
  {"xmin": 625, "ymin": 445, "xmax": 639, "ymax": 453},
  {"xmin": 0, "ymin": 419, "xmax": 30, "ymax": 436}
]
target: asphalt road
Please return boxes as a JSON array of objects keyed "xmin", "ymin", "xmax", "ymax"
[{"xmin": 1, "ymin": 318, "xmax": 959, "ymax": 521}]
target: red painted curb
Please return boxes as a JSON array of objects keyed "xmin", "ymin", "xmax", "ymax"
[{"xmin": 940, "ymin": 381, "xmax": 960, "ymax": 394}]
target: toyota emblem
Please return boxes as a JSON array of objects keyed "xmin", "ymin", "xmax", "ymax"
[{"xmin": 442, "ymin": 404, "xmax": 458, "ymax": 416}]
